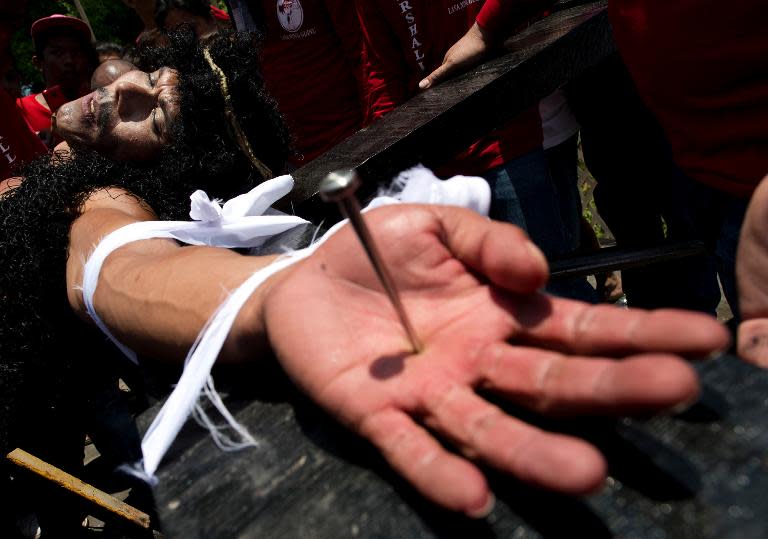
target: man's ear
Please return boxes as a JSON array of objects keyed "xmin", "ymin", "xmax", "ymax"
[{"xmin": 32, "ymin": 55, "xmax": 42, "ymax": 72}]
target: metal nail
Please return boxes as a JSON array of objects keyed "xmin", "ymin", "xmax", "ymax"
[{"xmin": 319, "ymin": 169, "xmax": 423, "ymax": 353}]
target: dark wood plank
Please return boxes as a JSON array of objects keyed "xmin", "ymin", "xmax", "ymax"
[
  {"xmin": 149, "ymin": 355, "xmax": 768, "ymax": 539},
  {"xmin": 549, "ymin": 240, "xmax": 708, "ymax": 280}
]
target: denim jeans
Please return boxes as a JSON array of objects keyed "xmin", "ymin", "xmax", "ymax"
[
  {"xmin": 482, "ymin": 148, "xmax": 598, "ymax": 302},
  {"xmin": 482, "ymin": 148, "xmax": 570, "ymax": 257}
]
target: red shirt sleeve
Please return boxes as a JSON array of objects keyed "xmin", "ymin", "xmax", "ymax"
[
  {"xmin": 0, "ymin": 90, "xmax": 47, "ymax": 179},
  {"xmin": 16, "ymin": 94, "xmax": 53, "ymax": 134}
]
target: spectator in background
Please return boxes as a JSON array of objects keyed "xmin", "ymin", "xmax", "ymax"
[
  {"xmin": 418, "ymin": 0, "xmax": 768, "ymax": 349},
  {"xmin": 421, "ymin": 0, "xmax": 768, "ymax": 319},
  {"xmin": 254, "ymin": 0, "xmax": 366, "ymax": 168},
  {"xmin": 0, "ymin": 0, "xmax": 47, "ymax": 180},
  {"xmin": 90, "ymin": 58, "xmax": 136, "ymax": 89},
  {"xmin": 15, "ymin": 14, "xmax": 97, "ymax": 148},
  {"xmin": 156, "ymin": 0, "xmax": 232, "ymax": 40},
  {"xmin": 0, "ymin": 84, "xmax": 47, "ymax": 180},
  {"xmin": 354, "ymin": 0, "xmax": 594, "ymax": 301},
  {"xmin": 94, "ymin": 40, "xmax": 124, "ymax": 63},
  {"xmin": 607, "ymin": 0, "xmax": 768, "ymax": 320}
]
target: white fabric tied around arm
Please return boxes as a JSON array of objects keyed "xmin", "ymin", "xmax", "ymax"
[
  {"xmin": 81, "ymin": 166, "xmax": 490, "ymax": 483},
  {"xmin": 81, "ymin": 175, "xmax": 306, "ymax": 364}
]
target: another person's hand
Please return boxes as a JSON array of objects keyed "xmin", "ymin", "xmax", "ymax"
[
  {"xmin": 262, "ymin": 205, "xmax": 728, "ymax": 517},
  {"xmin": 737, "ymin": 174, "xmax": 768, "ymax": 367},
  {"xmin": 419, "ymin": 22, "xmax": 493, "ymax": 90}
]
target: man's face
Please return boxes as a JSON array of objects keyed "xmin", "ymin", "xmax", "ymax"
[
  {"xmin": 35, "ymin": 32, "xmax": 94, "ymax": 95},
  {"xmin": 54, "ymin": 67, "xmax": 180, "ymax": 161}
]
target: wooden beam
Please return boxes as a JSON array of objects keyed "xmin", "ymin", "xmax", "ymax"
[
  {"xmin": 549, "ymin": 240, "xmax": 708, "ymax": 279},
  {"xmin": 7, "ymin": 448, "xmax": 153, "ymax": 531}
]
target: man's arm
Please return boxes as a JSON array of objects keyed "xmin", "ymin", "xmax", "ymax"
[
  {"xmin": 419, "ymin": 0, "xmax": 556, "ymax": 90},
  {"xmin": 66, "ymin": 188, "xmax": 280, "ymax": 362},
  {"xmin": 65, "ymin": 190, "xmax": 729, "ymax": 516}
]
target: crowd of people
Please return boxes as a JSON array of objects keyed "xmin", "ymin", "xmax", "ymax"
[{"xmin": 0, "ymin": 0, "xmax": 766, "ymax": 537}]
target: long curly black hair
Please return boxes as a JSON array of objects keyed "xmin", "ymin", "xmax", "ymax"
[{"xmin": 0, "ymin": 27, "xmax": 291, "ymax": 467}]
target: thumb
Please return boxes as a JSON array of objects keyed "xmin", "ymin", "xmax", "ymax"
[{"xmin": 433, "ymin": 206, "xmax": 549, "ymax": 294}]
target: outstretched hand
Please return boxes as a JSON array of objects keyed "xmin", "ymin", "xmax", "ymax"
[
  {"xmin": 737, "ymin": 174, "xmax": 768, "ymax": 367},
  {"xmin": 419, "ymin": 22, "xmax": 493, "ymax": 90},
  {"xmin": 263, "ymin": 205, "xmax": 729, "ymax": 517}
]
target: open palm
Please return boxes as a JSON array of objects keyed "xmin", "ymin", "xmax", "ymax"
[{"xmin": 264, "ymin": 205, "xmax": 728, "ymax": 516}]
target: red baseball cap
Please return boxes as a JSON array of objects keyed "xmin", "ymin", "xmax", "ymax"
[{"xmin": 31, "ymin": 14, "xmax": 92, "ymax": 49}]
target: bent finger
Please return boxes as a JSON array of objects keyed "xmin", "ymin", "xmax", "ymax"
[
  {"xmin": 419, "ymin": 381, "xmax": 606, "ymax": 494},
  {"xmin": 475, "ymin": 343, "xmax": 700, "ymax": 415},
  {"xmin": 359, "ymin": 408, "xmax": 493, "ymax": 517},
  {"xmin": 433, "ymin": 206, "xmax": 549, "ymax": 294}
]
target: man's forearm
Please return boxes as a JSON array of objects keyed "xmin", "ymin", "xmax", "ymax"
[
  {"xmin": 93, "ymin": 240, "xmax": 280, "ymax": 363},
  {"xmin": 66, "ymin": 190, "xmax": 283, "ymax": 364}
]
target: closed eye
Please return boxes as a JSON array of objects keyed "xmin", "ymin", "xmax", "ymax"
[
  {"xmin": 147, "ymin": 72, "xmax": 162, "ymax": 136},
  {"xmin": 152, "ymin": 108, "xmax": 161, "ymax": 136}
]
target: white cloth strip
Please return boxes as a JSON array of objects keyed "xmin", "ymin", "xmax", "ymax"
[
  {"xmin": 81, "ymin": 175, "xmax": 308, "ymax": 363},
  {"xmin": 140, "ymin": 251, "xmax": 310, "ymax": 475}
]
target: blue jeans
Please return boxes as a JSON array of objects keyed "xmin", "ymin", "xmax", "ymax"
[
  {"xmin": 482, "ymin": 148, "xmax": 598, "ymax": 302},
  {"xmin": 670, "ymin": 175, "xmax": 750, "ymax": 321},
  {"xmin": 483, "ymin": 149, "xmax": 570, "ymax": 257}
]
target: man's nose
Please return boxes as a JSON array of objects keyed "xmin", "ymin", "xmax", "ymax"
[{"xmin": 115, "ymin": 81, "xmax": 155, "ymax": 119}]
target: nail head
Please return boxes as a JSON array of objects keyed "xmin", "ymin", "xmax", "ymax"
[{"xmin": 319, "ymin": 169, "xmax": 361, "ymax": 202}]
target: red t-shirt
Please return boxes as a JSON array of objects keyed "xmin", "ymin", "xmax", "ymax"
[
  {"xmin": 260, "ymin": 0, "xmax": 365, "ymax": 166},
  {"xmin": 475, "ymin": 0, "xmax": 554, "ymax": 35},
  {"xmin": 16, "ymin": 93, "xmax": 52, "ymax": 134},
  {"xmin": 0, "ymin": 89, "xmax": 48, "ymax": 179},
  {"xmin": 356, "ymin": 0, "xmax": 542, "ymax": 177},
  {"xmin": 609, "ymin": 0, "xmax": 768, "ymax": 197}
]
